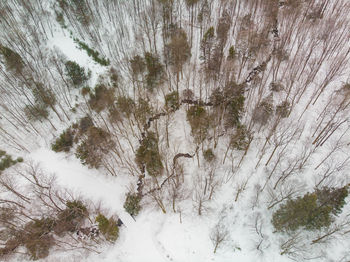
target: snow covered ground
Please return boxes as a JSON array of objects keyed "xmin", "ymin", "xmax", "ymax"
[{"xmin": 1, "ymin": 0, "xmax": 350, "ymax": 261}]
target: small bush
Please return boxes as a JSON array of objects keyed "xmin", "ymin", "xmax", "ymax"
[
  {"xmin": 117, "ymin": 96, "xmax": 135, "ymax": 118},
  {"xmin": 51, "ymin": 129, "xmax": 74, "ymax": 152},
  {"xmin": 134, "ymin": 98, "xmax": 153, "ymax": 124},
  {"xmin": 230, "ymin": 124, "xmax": 250, "ymax": 150},
  {"xmin": 0, "ymin": 45, "xmax": 24, "ymax": 73},
  {"xmin": 108, "ymin": 107, "xmax": 122, "ymax": 123},
  {"xmin": 182, "ymin": 88, "xmax": 194, "ymax": 100},
  {"xmin": 185, "ymin": 0, "xmax": 200, "ymax": 7},
  {"xmin": 0, "ymin": 238, "xmax": 21, "ymax": 257},
  {"xmin": 203, "ymin": 149, "xmax": 215, "ymax": 162},
  {"xmin": 203, "ymin": 27, "xmax": 215, "ymax": 43},
  {"xmin": 186, "ymin": 105, "xmax": 209, "ymax": 143},
  {"xmin": 95, "ymin": 214, "xmax": 119, "ymax": 242},
  {"xmin": 25, "ymin": 234, "xmax": 54, "ymax": 260},
  {"xmin": 210, "ymin": 88, "xmax": 225, "ymax": 107},
  {"xmin": 270, "ymin": 82, "xmax": 284, "ymax": 92},
  {"xmin": 75, "ymin": 127, "xmax": 115, "ymax": 168},
  {"xmin": 276, "ymin": 101, "xmax": 290, "ymax": 118},
  {"xmin": 23, "ymin": 218, "xmax": 56, "ymax": 260},
  {"xmin": 252, "ymin": 96, "xmax": 274, "ymax": 126},
  {"xmin": 109, "ymin": 67, "xmax": 119, "ymax": 87},
  {"xmin": 81, "ymin": 86, "xmax": 91, "ymax": 96},
  {"xmin": 144, "ymin": 52, "xmax": 164, "ymax": 91},
  {"xmin": 78, "ymin": 116, "xmax": 94, "ymax": 134},
  {"xmin": 124, "ymin": 193, "xmax": 141, "ymax": 217},
  {"xmin": 74, "ymin": 38, "xmax": 110, "ymax": 66},
  {"xmin": 75, "ymin": 141, "xmax": 90, "ymax": 166},
  {"xmin": 165, "ymin": 91, "xmax": 180, "ymax": 111},
  {"xmin": 136, "ymin": 132, "xmax": 163, "ymax": 176},
  {"xmin": 315, "ymin": 186, "xmax": 348, "ymax": 215},
  {"xmin": 228, "ymin": 46, "xmax": 236, "ymax": 60},
  {"xmin": 130, "ymin": 55, "xmax": 146, "ymax": 76},
  {"xmin": 55, "ymin": 200, "xmax": 88, "ymax": 235},
  {"xmin": 89, "ymin": 84, "xmax": 115, "ymax": 113},
  {"xmin": 0, "ymin": 199, "xmax": 91, "ymax": 260},
  {"xmin": 24, "ymin": 104, "xmax": 49, "ymax": 121},
  {"xmin": 223, "ymin": 82, "xmax": 246, "ymax": 129},
  {"xmin": 0, "ymin": 151, "xmax": 22, "ymax": 171},
  {"xmin": 65, "ymin": 61, "xmax": 89, "ymax": 87}
]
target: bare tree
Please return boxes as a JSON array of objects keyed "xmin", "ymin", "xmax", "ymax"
[{"xmin": 210, "ymin": 223, "xmax": 229, "ymax": 253}]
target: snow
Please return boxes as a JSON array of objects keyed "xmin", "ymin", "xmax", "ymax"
[
  {"xmin": 47, "ymin": 29, "xmax": 107, "ymax": 87},
  {"xmin": 1, "ymin": 0, "xmax": 350, "ymax": 262},
  {"xmin": 28, "ymin": 148, "xmax": 293, "ymax": 262}
]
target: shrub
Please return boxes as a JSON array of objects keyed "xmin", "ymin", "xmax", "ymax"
[
  {"xmin": 252, "ymin": 95, "xmax": 274, "ymax": 126},
  {"xmin": 144, "ymin": 52, "xmax": 164, "ymax": 91},
  {"xmin": 23, "ymin": 218, "xmax": 56, "ymax": 260},
  {"xmin": 0, "ymin": 238, "xmax": 21, "ymax": 257},
  {"xmin": 315, "ymin": 186, "xmax": 348, "ymax": 215},
  {"xmin": 270, "ymin": 82, "xmax": 284, "ymax": 92},
  {"xmin": 25, "ymin": 234, "xmax": 54, "ymax": 260},
  {"xmin": 78, "ymin": 115, "xmax": 94, "ymax": 134},
  {"xmin": 55, "ymin": 200, "xmax": 88, "ymax": 235},
  {"xmin": 186, "ymin": 105, "xmax": 209, "ymax": 143},
  {"xmin": 203, "ymin": 149, "xmax": 215, "ymax": 162},
  {"xmin": 165, "ymin": 91, "xmax": 180, "ymax": 111},
  {"xmin": 182, "ymin": 88, "xmax": 194, "ymax": 100},
  {"xmin": 135, "ymin": 132, "xmax": 163, "ymax": 176},
  {"xmin": 130, "ymin": 55, "xmax": 146, "ymax": 76},
  {"xmin": 209, "ymin": 88, "xmax": 225, "ymax": 107},
  {"xmin": 108, "ymin": 107, "xmax": 122, "ymax": 123},
  {"xmin": 124, "ymin": 192, "xmax": 142, "ymax": 217},
  {"xmin": 224, "ymin": 95, "xmax": 245, "ymax": 128},
  {"xmin": 65, "ymin": 61, "xmax": 89, "ymax": 87},
  {"xmin": 109, "ymin": 67, "xmax": 119, "ymax": 87},
  {"xmin": 31, "ymin": 82, "xmax": 56, "ymax": 108},
  {"xmin": 228, "ymin": 46, "xmax": 236, "ymax": 60},
  {"xmin": 0, "ymin": 151, "xmax": 22, "ymax": 171},
  {"xmin": 89, "ymin": 84, "xmax": 115, "ymax": 113},
  {"xmin": 203, "ymin": 27, "xmax": 215, "ymax": 43},
  {"xmin": 55, "ymin": 11, "xmax": 66, "ymax": 28},
  {"xmin": 0, "ymin": 45, "xmax": 24, "ymax": 73},
  {"xmin": 134, "ymin": 98, "xmax": 153, "ymax": 124},
  {"xmin": 75, "ymin": 141, "xmax": 90, "ymax": 166},
  {"xmin": 276, "ymin": 101, "xmax": 290, "ymax": 118},
  {"xmin": 24, "ymin": 104, "xmax": 49, "ymax": 121},
  {"xmin": 81, "ymin": 86, "xmax": 91, "ymax": 96},
  {"xmin": 75, "ymin": 127, "xmax": 115, "ymax": 168},
  {"xmin": 0, "ymin": 156, "xmax": 17, "ymax": 171},
  {"xmin": 0, "ymin": 200, "xmax": 90, "ymax": 260},
  {"xmin": 216, "ymin": 12, "xmax": 231, "ymax": 44},
  {"xmin": 185, "ymin": 0, "xmax": 200, "ymax": 7},
  {"xmin": 74, "ymin": 38, "xmax": 110, "ymax": 66},
  {"xmin": 51, "ymin": 129, "xmax": 74, "ymax": 152},
  {"xmin": 95, "ymin": 214, "xmax": 119, "ymax": 242},
  {"xmin": 223, "ymin": 82, "xmax": 245, "ymax": 129},
  {"xmin": 230, "ymin": 124, "xmax": 250, "ymax": 150},
  {"xmin": 65, "ymin": 200, "xmax": 88, "ymax": 220},
  {"xmin": 200, "ymin": 27, "xmax": 215, "ymax": 63},
  {"xmin": 117, "ymin": 96, "xmax": 135, "ymax": 118}
]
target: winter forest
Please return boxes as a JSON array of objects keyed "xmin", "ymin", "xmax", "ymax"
[{"xmin": 0, "ymin": 0, "xmax": 350, "ymax": 261}]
